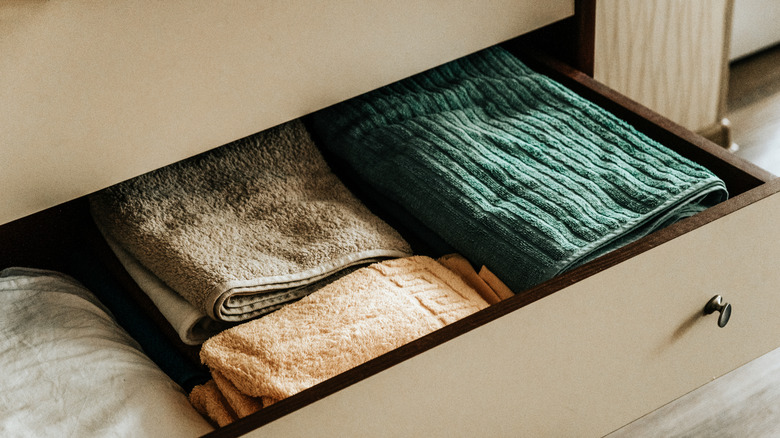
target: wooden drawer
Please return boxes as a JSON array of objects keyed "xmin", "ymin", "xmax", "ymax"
[
  {"xmin": 2, "ymin": 2, "xmax": 779, "ymax": 437},
  {"xmin": 195, "ymin": 45, "xmax": 779, "ymax": 437},
  {"xmin": 225, "ymin": 181, "xmax": 780, "ymax": 438}
]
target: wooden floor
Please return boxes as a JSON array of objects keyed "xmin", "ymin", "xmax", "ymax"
[
  {"xmin": 607, "ymin": 347, "xmax": 780, "ymax": 437},
  {"xmin": 606, "ymin": 46, "xmax": 780, "ymax": 437}
]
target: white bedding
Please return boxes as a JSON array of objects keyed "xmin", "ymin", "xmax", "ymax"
[{"xmin": 0, "ymin": 267, "xmax": 213, "ymax": 437}]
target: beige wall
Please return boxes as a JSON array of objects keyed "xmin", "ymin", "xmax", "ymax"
[{"xmin": 731, "ymin": 0, "xmax": 780, "ymax": 60}]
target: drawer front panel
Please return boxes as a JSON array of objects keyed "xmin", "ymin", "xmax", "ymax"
[
  {"xmin": 0, "ymin": 0, "xmax": 573, "ymax": 226},
  {"xmin": 242, "ymin": 187, "xmax": 780, "ymax": 437}
]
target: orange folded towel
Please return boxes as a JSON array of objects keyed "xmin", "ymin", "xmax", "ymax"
[
  {"xmin": 193, "ymin": 256, "xmax": 488, "ymax": 424},
  {"xmin": 189, "ymin": 380, "xmax": 237, "ymax": 427},
  {"xmin": 437, "ymin": 253, "xmax": 502, "ymax": 304},
  {"xmin": 188, "ymin": 371, "xmax": 266, "ymax": 426},
  {"xmin": 478, "ymin": 265, "xmax": 515, "ymax": 301}
]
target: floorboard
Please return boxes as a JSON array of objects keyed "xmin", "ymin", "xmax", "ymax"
[{"xmin": 606, "ymin": 347, "xmax": 780, "ymax": 437}]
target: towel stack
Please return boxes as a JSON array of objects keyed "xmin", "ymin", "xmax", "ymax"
[
  {"xmin": 308, "ymin": 46, "xmax": 728, "ymax": 294},
  {"xmin": 90, "ymin": 120, "xmax": 412, "ymax": 344},
  {"xmin": 189, "ymin": 256, "xmax": 488, "ymax": 426}
]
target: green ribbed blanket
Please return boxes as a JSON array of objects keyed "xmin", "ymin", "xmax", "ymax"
[{"xmin": 309, "ymin": 47, "xmax": 728, "ymax": 293}]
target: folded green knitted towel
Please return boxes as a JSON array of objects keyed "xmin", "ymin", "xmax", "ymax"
[{"xmin": 308, "ymin": 47, "xmax": 728, "ymax": 293}]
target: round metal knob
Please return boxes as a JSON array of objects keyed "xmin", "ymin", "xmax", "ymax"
[{"xmin": 704, "ymin": 295, "xmax": 731, "ymax": 328}]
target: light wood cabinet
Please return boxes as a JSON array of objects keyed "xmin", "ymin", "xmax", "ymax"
[{"xmin": 594, "ymin": 0, "xmax": 732, "ymax": 140}]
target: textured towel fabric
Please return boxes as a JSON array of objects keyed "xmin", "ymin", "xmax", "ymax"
[
  {"xmin": 479, "ymin": 265, "xmax": 515, "ymax": 301},
  {"xmin": 210, "ymin": 370, "xmax": 265, "ymax": 417},
  {"xmin": 319, "ymin": 148, "xmax": 457, "ymax": 257},
  {"xmin": 102, "ymin": 233, "xmax": 232, "ymax": 345},
  {"xmin": 437, "ymin": 253, "xmax": 502, "ymax": 304},
  {"xmin": 308, "ymin": 47, "xmax": 728, "ymax": 293},
  {"xmin": 194, "ymin": 256, "xmax": 488, "ymax": 423},
  {"xmin": 0, "ymin": 268, "xmax": 213, "ymax": 438},
  {"xmin": 90, "ymin": 119, "xmax": 412, "ymax": 322},
  {"xmin": 189, "ymin": 380, "xmax": 237, "ymax": 428},
  {"xmin": 188, "ymin": 371, "xmax": 265, "ymax": 427}
]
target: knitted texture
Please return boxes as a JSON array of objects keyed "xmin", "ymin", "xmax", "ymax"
[
  {"xmin": 197, "ymin": 256, "xmax": 488, "ymax": 419},
  {"xmin": 90, "ymin": 120, "xmax": 412, "ymax": 321},
  {"xmin": 308, "ymin": 47, "xmax": 728, "ymax": 293}
]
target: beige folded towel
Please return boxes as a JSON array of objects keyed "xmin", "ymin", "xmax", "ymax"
[
  {"xmin": 194, "ymin": 256, "xmax": 488, "ymax": 423},
  {"xmin": 478, "ymin": 265, "xmax": 515, "ymax": 301},
  {"xmin": 189, "ymin": 380, "xmax": 237, "ymax": 427},
  {"xmin": 437, "ymin": 253, "xmax": 502, "ymax": 304},
  {"xmin": 90, "ymin": 120, "xmax": 412, "ymax": 321}
]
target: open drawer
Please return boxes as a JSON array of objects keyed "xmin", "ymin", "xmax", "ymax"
[
  {"xmin": 2, "ymin": 2, "xmax": 779, "ymax": 437},
  {"xmin": 194, "ymin": 45, "xmax": 779, "ymax": 437}
]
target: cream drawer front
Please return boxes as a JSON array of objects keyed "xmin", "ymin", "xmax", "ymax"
[
  {"xmin": 0, "ymin": 0, "xmax": 573, "ymax": 226},
  {"xmin": 240, "ymin": 188, "xmax": 780, "ymax": 438}
]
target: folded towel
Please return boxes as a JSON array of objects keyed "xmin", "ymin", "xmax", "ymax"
[
  {"xmin": 479, "ymin": 265, "xmax": 515, "ymax": 301},
  {"xmin": 194, "ymin": 256, "xmax": 488, "ymax": 423},
  {"xmin": 319, "ymin": 148, "xmax": 456, "ymax": 257},
  {"xmin": 437, "ymin": 253, "xmax": 502, "ymax": 304},
  {"xmin": 102, "ymin": 233, "xmax": 232, "ymax": 345},
  {"xmin": 90, "ymin": 120, "xmax": 412, "ymax": 322},
  {"xmin": 189, "ymin": 380, "xmax": 237, "ymax": 428},
  {"xmin": 308, "ymin": 47, "xmax": 728, "ymax": 293},
  {"xmin": 0, "ymin": 268, "xmax": 213, "ymax": 437}
]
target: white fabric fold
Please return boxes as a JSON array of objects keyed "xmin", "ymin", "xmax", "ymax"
[
  {"xmin": 0, "ymin": 268, "xmax": 213, "ymax": 437},
  {"xmin": 103, "ymin": 234, "xmax": 232, "ymax": 345}
]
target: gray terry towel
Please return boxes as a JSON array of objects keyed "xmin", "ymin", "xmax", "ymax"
[{"xmin": 89, "ymin": 120, "xmax": 412, "ymax": 321}]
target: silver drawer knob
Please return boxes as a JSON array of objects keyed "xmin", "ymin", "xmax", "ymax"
[{"xmin": 704, "ymin": 295, "xmax": 731, "ymax": 328}]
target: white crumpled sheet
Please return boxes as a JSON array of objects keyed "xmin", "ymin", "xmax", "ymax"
[{"xmin": 0, "ymin": 268, "xmax": 213, "ymax": 438}]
